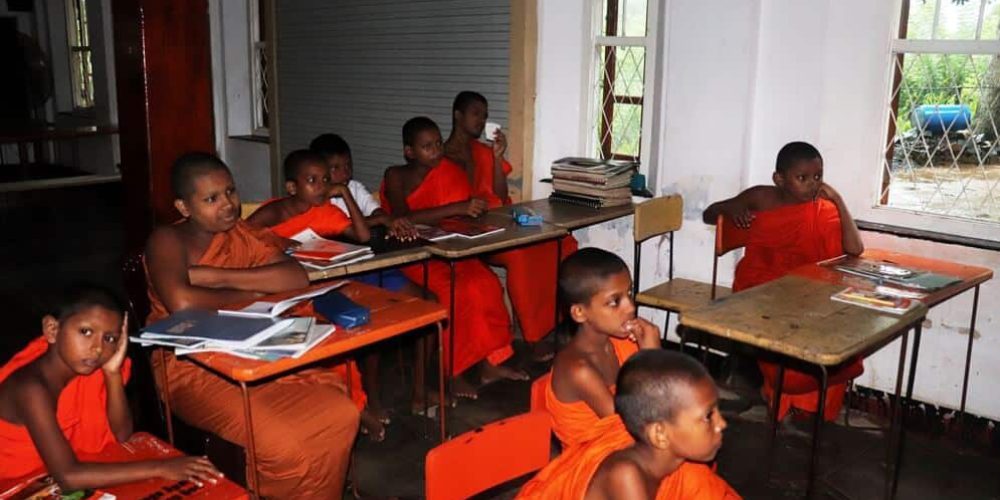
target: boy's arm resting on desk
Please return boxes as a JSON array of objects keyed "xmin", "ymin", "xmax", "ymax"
[
  {"xmin": 818, "ymin": 183, "xmax": 864, "ymax": 256},
  {"xmin": 14, "ymin": 379, "xmax": 220, "ymax": 489},
  {"xmin": 330, "ymin": 184, "xmax": 371, "ymax": 243},
  {"xmin": 382, "ymin": 167, "xmax": 486, "ymax": 223},
  {"xmin": 188, "ymin": 257, "xmax": 308, "ymax": 294},
  {"xmin": 145, "ymin": 228, "xmax": 269, "ymax": 312}
]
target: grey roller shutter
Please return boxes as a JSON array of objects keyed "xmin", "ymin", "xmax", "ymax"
[{"xmin": 275, "ymin": 0, "xmax": 510, "ymax": 190}]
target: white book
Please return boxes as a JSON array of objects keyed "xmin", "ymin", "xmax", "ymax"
[{"xmin": 219, "ymin": 282, "xmax": 345, "ymax": 318}]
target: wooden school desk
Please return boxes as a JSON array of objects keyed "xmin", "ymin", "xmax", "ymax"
[
  {"xmin": 422, "ymin": 209, "xmax": 568, "ymax": 379},
  {"xmin": 507, "ymin": 199, "xmax": 635, "ymax": 230},
  {"xmin": 0, "ymin": 432, "xmax": 247, "ymax": 500},
  {"xmin": 158, "ymin": 282, "xmax": 448, "ymax": 497},
  {"xmin": 305, "ymin": 246, "xmax": 431, "ymax": 282},
  {"xmin": 792, "ymin": 249, "xmax": 993, "ymax": 419},
  {"xmin": 681, "ymin": 274, "xmax": 927, "ymax": 499}
]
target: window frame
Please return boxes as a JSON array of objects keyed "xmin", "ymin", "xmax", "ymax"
[
  {"xmin": 583, "ymin": 0, "xmax": 660, "ymax": 172},
  {"xmin": 65, "ymin": 0, "xmax": 94, "ymax": 112},
  {"xmin": 248, "ymin": 0, "xmax": 270, "ymax": 138},
  {"xmin": 869, "ymin": 0, "xmax": 1000, "ymax": 242}
]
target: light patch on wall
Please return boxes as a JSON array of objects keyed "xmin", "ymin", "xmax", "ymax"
[{"xmin": 665, "ymin": 175, "xmax": 714, "ymax": 220}]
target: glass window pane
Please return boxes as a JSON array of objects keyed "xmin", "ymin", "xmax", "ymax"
[
  {"xmin": 904, "ymin": 0, "xmax": 936, "ymax": 40},
  {"xmin": 611, "ymin": 103, "xmax": 642, "ymax": 159},
  {"xmin": 982, "ymin": 0, "xmax": 1000, "ymax": 39},
  {"xmin": 622, "ymin": 0, "xmax": 647, "ymax": 37},
  {"xmin": 883, "ymin": 51, "xmax": 1000, "ymax": 223},
  {"xmin": 929, "ymin": 0, "xmax": 985, "ymax": 40},
  {"xmin": 614, "ymin": 46, "xmax": 645, "ymax": 98}
]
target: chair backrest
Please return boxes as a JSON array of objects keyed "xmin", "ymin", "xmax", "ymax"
[
  {"xmin": 425, "ymin": 412, "xmax": 552, "ymax": 500},
  {"xmin": 633, "ymin": 194, "xmax": 683, "ymax": 243},
  {"xmin": 240, "ymin": 202, "xmax": 262, "ymax": 220},
  {"xmin": 632, "ymin": 195, "xmax": 683, "ymax": 294},
  {"xmin": 710, "ymin": 214, "xmax": 750, "ymax": 299},
  {"xmin": 121, "ymin": 251, "xmax": 150, "ymax": 327},
  {"xmin": 530, "ymin": 374, "xmax": 550, "ymax": 413}
]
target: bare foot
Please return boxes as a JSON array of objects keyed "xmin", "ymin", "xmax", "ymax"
[
  {"xmin": 360, "ymin": 409, "xmax": 386, "ymax": 442},
  {"xmin": 450, "ymin": 376, "xmax": 479, "ymax": 400},
  {"xmin": 530, "ymin": 341, "xmax": 556, "ymax": 363},
  {"xmin": 480, "ymin": 363, "xmax": 530, "ymax": 385},
  {"xmin": 411, "ymin": 389, "xmax": 456, "ymax": 415}
]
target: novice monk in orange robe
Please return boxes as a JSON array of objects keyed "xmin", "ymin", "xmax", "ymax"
[
  {"xmin": 445, "ymin": 91, "xmax": 578, "ymax": 360},
  {"xmin": 380, "ymin": 116, "xmax": 527, "ymax": 399},
  {"xmin": 518, "ymin": 350, "xmax": 740, "ymax": 499},
  {"xmin": 539, "ymin": 248, "xmax": 660, "ymax": 450},
  {"xmin": 145, "ymin": 153, "xmax": 358, "ymax": 499},
  {"xmin": 0, "ymin": 285, "xmax": 221, "ymax": 489},
  {"xmin": 703, "ymin": 141, "xmax": 865, "ymax": 422},
  {"xmin": 248, "ymin": 148, "xmax": 387, "ymax": 439}
]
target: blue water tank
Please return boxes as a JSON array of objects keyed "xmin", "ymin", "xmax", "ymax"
[{"xmin": 911, "ymin": 104, "xmax": 972, "ymax": 134}]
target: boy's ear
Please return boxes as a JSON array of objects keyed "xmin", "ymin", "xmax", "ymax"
[
  {"xmin": 42, "ymin": 315, "xmax": 59, "ymax": 344},
  {"xmin": 772, "ymin": 171, "xmax": 785, "ymax": 188},
  {"xmin": 647, "ymin": 421, "xmax": 672, "ymax": 450},
  {"xmin": 403, "ymin": 145, "xmax": 414, "ymax": 160},
  {"xmin": 174, "ymin": 198, "xmax": 191, "ymax": 218},
  {"xmin": 453, "ymin": 108, "xmax": 463, "ymax": 123},
  {"xmin": 569, "ymin": 303, "xmax": 587, "ymax": 324},
  {"xmin": 285, "ymin": 180, "xmax": 298, "ymax": 196}
]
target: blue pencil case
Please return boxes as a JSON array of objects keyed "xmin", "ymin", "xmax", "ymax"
[{"xmin": 313, "ymin": 289, "xmax": 370, "ymax": 329}]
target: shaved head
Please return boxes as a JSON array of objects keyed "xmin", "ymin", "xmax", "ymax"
[{"xmin": 614, "ymin": 350, "xmax": 712, "ymax": 443}]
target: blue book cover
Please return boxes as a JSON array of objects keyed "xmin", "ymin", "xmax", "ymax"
[{"xmin": 140, "ymin": 309, "xmax": 292, "ymax": 348}]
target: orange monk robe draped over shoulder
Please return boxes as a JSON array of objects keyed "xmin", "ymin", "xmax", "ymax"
[
  {"xmin": 380, "ymin": 158, "xmax": 514, "ymax": 375},
  {"xmin": 145, "ymin": 220, "xmax": 360, "ymax": 499},
  {"xmin": 516, "ymin": 415, "xmax": 741, "ymax": 500},
  {"xmin": 733, "ymin": 199, "xmax": 864, "ymax": 422},
  {"xmin": 541, "ymin": 337, "xmax": 637, "ymax": 448},
  {"xmin": 257, "ymin": 198, "xmax": 352, "ymax": 239},
  {"xmin": 468, "ymin": 141, "xmax": 580, "ymax": 342},
  {"xmin": 0, "ymin": 337, "xmax": 132, "ymax": 480}
]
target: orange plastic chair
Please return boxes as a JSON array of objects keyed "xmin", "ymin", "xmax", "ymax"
[
  {"xmin": 425, "ymin": 412, "xmax": 553, "ymax": 500},
  {"xmin": 710, "ymin": 214, "xmax": 750, "ymax": 299},
  {"xmin": 530, "ymin": 374, "xmax": 550, "ymax": 413}
]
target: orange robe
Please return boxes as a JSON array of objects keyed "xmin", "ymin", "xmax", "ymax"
[
  {"xmin": 539, "ymin": 337, "xmax": 637, "ymax": 449},
  {"xmin": 733, "ymin": 199, "xmax": 864, "ymax": 421},
  {"xmin": 0, "ymin": 337, "xmax": 132, "ymax": 480},
  {"xmin": 380, "ymin": 158, "xmax": 513, "ymax": 375},
  {"xmin": 517, "ymin": 415, "xmax": 741, "ymax": 499},
  {"xmin": 146, "ymin": 220, "xmax": 360, "ymax": 499},
  {"xmin": 255, "ymin": 198, "xmax": 367, "ymax": 411},
  {"xmin": 259, "ymin": 198, "xmax": 352, "ymax": 239},
  {"xmin": 468, "ymin": 140, "xmax": 580, "ymax": 342}
]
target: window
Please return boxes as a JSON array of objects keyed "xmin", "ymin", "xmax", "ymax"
[
  {"xmin": 883, "ymin": 0, "xmax": 1000, "ymax": 226},
  {"xmin": 66, "ymin": 0, "xmax": 93, "ymax": 109},
  {"xmin": 249, "ymin": 0, "xmax": 270, "ymax": 136},
  {"xmin": 588, "ymin": 0, "xmax": 656, "ymax": 165}
]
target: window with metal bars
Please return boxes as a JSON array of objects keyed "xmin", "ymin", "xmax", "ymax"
[
  {"xmin": 66, "ymin": 0, "xmax": 93, "ymax": 110},
  {"xmin": 882, "ymin": 0, "xmax": 1000, "ymax": 225},
  {"xmin": 250, "ymin": 0, "xmax": 270, "ymax": 136},
  {"xmin": 591, "ymin": 0, "xmax": 650, "ymax": 163}
]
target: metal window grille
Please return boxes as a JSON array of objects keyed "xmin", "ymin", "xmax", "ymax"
[{"xmin": 592, "ymin": 0, "xmax": 648, "ymax": 162}]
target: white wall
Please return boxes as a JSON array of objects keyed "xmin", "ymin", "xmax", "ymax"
[
  {"xmin": 208, "ymin": 0, "xmax": 272, "ymax": 202},
  {"xmin": 534, "ymin": 0, "xmax": 1000, "ymax": 420}
]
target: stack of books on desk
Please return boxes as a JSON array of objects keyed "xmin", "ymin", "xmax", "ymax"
[
  {"xmin": 549, "ymin": 157, "xmax": 637, "ymax": 208},
  {"xmin": 289, "ymin": 228, "xmax": 374, "ymax": 271}
]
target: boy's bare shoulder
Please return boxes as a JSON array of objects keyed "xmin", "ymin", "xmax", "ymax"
[
  {"xmin": 551, "ymin": 345, "xmax": 604, "ymax": 395},
  {"xmin": 0, "ymin": 366, "xmax": 53, "ymax": 422},
  {"xmin": 742, "ymin": 185, "xmax": 782, "ymax": 211},
  {"xmin": 146, "ymin": 224, "xmax": 184, "ymax": 251},
  {"xmin": 590, "ymin": 451, "xmax": 649, "ymax": 499}
]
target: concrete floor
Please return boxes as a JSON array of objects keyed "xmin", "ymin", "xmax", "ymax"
[{"xmin": 3, "ymin": 181, "xmax": 999, "ymax": 499}]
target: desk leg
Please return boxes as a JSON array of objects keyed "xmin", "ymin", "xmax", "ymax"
[
  {"xmin": 959, "ymin": 285, "xmax": 981, "ymax": 417},
  {"xmin": 158, "ymin": 349, "xmax": 174, "ymax": 446},
  {"xmin": 885, "ymin": 327, "xmax": 911, "ymax": 500},
  {"xmin": 806, "ymin": 365, "xmax": 829, "ymax": 498},
  {"xmin": 766, "ymin": 362, "xmax": 785, "ymax": 480},
  {"xmin": 554, "ymin": 238, "xmax": 562, "ymax": 338},
  {"xmin": 437, "ymin": 321, "xmax": 447, "ymax": 442},
  {"xmin": 448, "ymin": 261, "xmax": 456, "ymax": 384},
  {"xmin": 239, "ymin": 382, "xmax": 261, "ymax": 499},
  {"xmin": 905, "ymin": 321, "xmax": 923, "ymax": 402}
]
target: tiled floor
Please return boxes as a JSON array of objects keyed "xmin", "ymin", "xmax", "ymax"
[{"xmin": 3, "ymin": 181, "xmax": 999, "ymax": 499}]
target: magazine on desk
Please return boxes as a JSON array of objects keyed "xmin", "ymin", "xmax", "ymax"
[
  {"xmin": 830, "ymin": 287, "xmax": 918, "ymax": 315},
  {"xmin": 288, "ymin": 228, "xmax": 373, "ymax": 262},
  {"xmin": 436, "ymin": 217, "xmax": 505, "ymax": 239},
  {"xmin": 136, "ymin": 309, "xmax": 296, "ymax": 349}
]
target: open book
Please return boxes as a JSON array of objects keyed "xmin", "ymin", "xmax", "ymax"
[
  {"xmin": 219, "ymin": 282, "xmax": 345, "ymax": 318},
  {"xmin": 137, "ymin": 309, "xmax": 296, "ymax": 349},
  {"xmin": 288, "ymin": 228, "xmax": 373, "ymax": 263}
]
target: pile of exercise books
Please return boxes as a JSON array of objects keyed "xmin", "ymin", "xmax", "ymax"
[
  {"xmin": 549, "ymin": 157, "xmax": 637, "ymax": 208},
  {"xmin": 289, "ymin": 228, "xmax": 374, "ymax": 271},
  {"xmin": 132, "ymin": 284, "xmax": 343, "ymax": 361}
]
